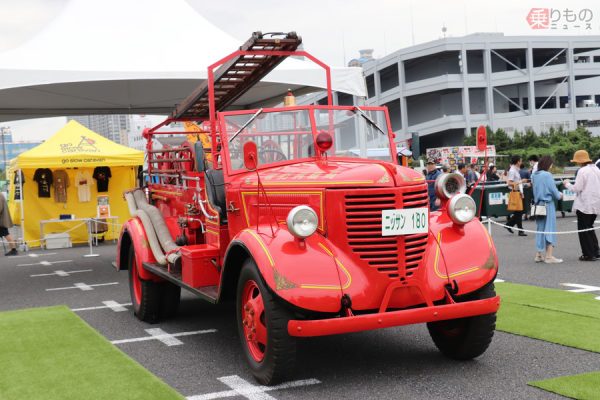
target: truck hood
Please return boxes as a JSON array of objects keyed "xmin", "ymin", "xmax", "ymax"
[{"xmin": 238, "ymin": 160, "xmax": 425, "ymax": 189}]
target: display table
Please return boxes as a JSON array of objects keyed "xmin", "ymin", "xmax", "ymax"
[{"xmin": 39, "ymin": 217, "xmax": 119, "ymax": 248}]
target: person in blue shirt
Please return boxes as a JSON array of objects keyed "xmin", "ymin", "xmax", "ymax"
[
  {"xmin": 531, "ymin": 155, "xmax": 563, "ymax": 264},
  {"xmin": 425, "ymin": 160, "xmax": 442, "ymax": 211},
  {"xmin": 458, "ymin": 163, "xmax": 477, "ymax": 186}
]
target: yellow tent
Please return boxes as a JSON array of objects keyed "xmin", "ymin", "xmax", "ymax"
[{"xmin": 8, "ymin": 120, "xmax": 143, "ymax": 247}]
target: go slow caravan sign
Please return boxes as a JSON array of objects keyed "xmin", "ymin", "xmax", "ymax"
[{"xmin": 60, "ymin": 135, "xmax": 107, "ymax": 165}]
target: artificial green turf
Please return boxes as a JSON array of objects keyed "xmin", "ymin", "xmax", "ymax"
[
  {"xmin": 496, "ymin": 282, "xmax": 600, "ymax": 352},
  {"xmin": 495, "ymin": 282, "xmax": 600, "ymax": 398},
  {"xmin": 496, "ymin": 282, "xmax": 600, "ymax": 319},
  {"xmin": 0, "ymin": 306, "xmax": 183, "ymax": 400},
  {"xmin": 530, "ymin": 372, "xmax": 600, "ymax": 400}
]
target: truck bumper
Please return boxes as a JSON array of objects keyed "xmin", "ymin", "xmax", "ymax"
[{"xmin": 288, "ymin": 296, "xmax": 500, "ymax": 337}]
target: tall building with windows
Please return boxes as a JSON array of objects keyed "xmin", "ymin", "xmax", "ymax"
[
  {"xmin": 361, "ymin": 33, "xmax": 600, "ymax": 151},
  {"xmin": 304, "ymin": 33, "xmax": 600, "ymax": 153},
  {"xmin": 68, "ymin": 115, "xmax": 130, "ymax": 143},
  {"xmin": 0, "ymin": 126, "xmax": 40, "ymax": 171}
]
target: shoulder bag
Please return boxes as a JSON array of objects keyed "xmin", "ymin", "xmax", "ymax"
[{"xmin": 507, "ymin": 187, "xmax": 524, "ymax": 212}]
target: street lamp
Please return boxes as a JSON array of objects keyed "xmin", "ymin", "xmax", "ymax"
[{"xmin": 0, "ymin": 126, "xmax": 8, "ymax": 176}]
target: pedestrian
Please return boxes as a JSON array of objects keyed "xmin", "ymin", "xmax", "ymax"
[
  {"xmin": 458, "ymin": 163, "xmax": 477, "ymax": 186},
  {"xmin": 471, "ymin": 164, "xmax": 481, "ymax": 180},
  {"xmin": 0, "ymin": 193, "xmax": 18, "ymax": 256},
  {"xmin": 506, "ymin": 155, "xmax": 527, "ymax": 236},
  {"xmin": 529, "ymin": 155, "xmax": 539, "ymax": 174},
  {"xmin": 425, "ymin": 159, "xmax": 442, "ymax": 211},
  {"xmin": 519, "ymin": 163, "xmax": 531, "ymax": 181},
  {"xmin": 563, "ymin": 150, "xmax": 600, "ymax": 261},
  {"xmin": 486, "ymin": 164, "xmax": 500, "ymax": 181},
  {"xmin": 532, "ymin": 156, "xmax": 563, "ymax": 264},
  {"xmin": 441, "ymin": 165, "xmax": 449, "ymax": 173}
]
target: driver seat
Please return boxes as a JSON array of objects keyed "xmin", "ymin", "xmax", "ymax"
[{"xmin": 204, "ymin": 169, "xmax": 227, "ymax": 224}]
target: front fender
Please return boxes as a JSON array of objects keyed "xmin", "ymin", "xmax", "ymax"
[
  {"xmin": 426, "ymin": 213, "xmax": 498, "ymax": 296},
  {"xmin": 229, "ymin": 227, "xmax": 344, "ymax": 313},
  {"xmin": 118, "ymin": 217, "xmax": 161, "ymax": 282}
]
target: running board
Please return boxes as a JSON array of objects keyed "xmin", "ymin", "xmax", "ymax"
[{"xmin": 142, "ymin": 262, "xmax": 218, "ymax": 304}]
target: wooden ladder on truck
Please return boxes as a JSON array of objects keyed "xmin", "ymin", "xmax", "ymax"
[
  {"xmin": 172, "ymin": 31, "xmax": 303, "ymax": 120},
  {"xmin": 142, "ymin": 32, "xmax": 310, "ymax": 301}
]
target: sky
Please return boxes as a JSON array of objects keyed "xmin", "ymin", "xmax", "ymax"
[{"xmin": 1, "ymin": 0, "xmax": 599, "ymax": 141}]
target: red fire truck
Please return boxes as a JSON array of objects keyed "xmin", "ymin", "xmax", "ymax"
[{"xmin": 116, "ymin": 32, "xmax": 500, "ymax": 384}]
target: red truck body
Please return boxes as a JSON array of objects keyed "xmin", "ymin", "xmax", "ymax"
[{"xmin": 115, "ymin": 32, "xmax": 500, "ymax": 384}]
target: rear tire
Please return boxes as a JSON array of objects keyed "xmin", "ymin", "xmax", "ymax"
[
  {"xmin": 236, "ymin": 258, "xmax": 297, "ymax": 385},
  {"xmin": 427, "ymin": 283, "xmax": 497, "ymax": 360},
  {"xmin": 128, "ymin": 246, "xmax": 162, "ymax": 323}
]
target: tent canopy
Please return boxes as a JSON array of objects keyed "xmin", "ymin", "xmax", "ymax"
[
  {"xmin": 14, "ymin": 120, "xmax": 144, "ymax": 169},
  {"xmin": 0, "ymin": 0, "xmax": 365, "ymax": 123}
]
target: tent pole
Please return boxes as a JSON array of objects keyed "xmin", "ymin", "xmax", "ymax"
[
  {"xmin": 83, "ymin": 219, "xmax": 99, "ymax": 257},
  {"xmin": 18, "ymin": 168, "xmax": 25, "ymax": 251}
]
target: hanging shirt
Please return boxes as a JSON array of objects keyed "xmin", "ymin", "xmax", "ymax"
[
  {"xmin": 33, "ymin": 168, "xmax": 53, "ymax": 198},
  {"xmin": 53, "ymin": 169, "xmax": 69, "ymax": 203},
  {"xmin": 75, "ymin": 170, "xmax": 94, "ymax": 202},
  {"xmin": 13, "ymin": 170, "xmax": 24, "ymax": 200},
  {"xmin": 93, "ymin": 166, "xmax": 112, "ymax": 192}
]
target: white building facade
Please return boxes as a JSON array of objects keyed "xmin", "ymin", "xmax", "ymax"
[{"xmin": 361, "ymin": 33, "xmax": 600, "ymax": 150}]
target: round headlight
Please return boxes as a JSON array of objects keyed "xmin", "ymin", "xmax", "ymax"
[
  {"xmin": 286, "ymin": 205, "xmax": 318, "ymax": 238},
  {"xmin": 448, "ymin": 194, "xmax": 476, "ymax": 225},
  {"xmin": 434, "ymin": 173, "xmax": 467, "ymax": 200}
]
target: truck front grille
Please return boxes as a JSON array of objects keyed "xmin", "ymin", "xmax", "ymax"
[
  {"xmin": 345, "ymin": 193, "xmax": 400, "ymax": 277},
  {"xmin": 343, "ymin": 185, "xmax": 429, "ymax": 279}
]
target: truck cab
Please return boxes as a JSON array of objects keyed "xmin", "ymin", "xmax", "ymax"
[{"xmin": 116, "ymin": 31, "xmax": 500, "ymax": 385}]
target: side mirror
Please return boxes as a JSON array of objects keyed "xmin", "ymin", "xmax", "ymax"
[
  {"xmin": 476, "ymin": 125, "xmax": 487, "ymax": 152},
  {"xmin": 243, "ymin": 141, "xmax": 258, "ymax": 170}
]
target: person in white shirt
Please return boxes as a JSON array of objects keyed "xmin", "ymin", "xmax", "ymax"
[
  {"xmin": 528, "ymin": 155, "xmax": 539, "ymax": 174},
  {"xmin": 564, "ymin": 150, "xmax": 600, "ymax": 261},
  {"xmin": 506, "ymin": 155, "xmax": 528, "ymax": 236}
]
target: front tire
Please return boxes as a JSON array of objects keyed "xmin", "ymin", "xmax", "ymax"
[
  {"xmin": 236, "ymin": 258, "xmax": 297, "ymax": 385},
  {"xmin": 427, "ymin": 283, "xmax": 497, "ymax": 360},
  {"xmin": 128, "ymin": 246, "xmax": 163, "ymax": 323}
]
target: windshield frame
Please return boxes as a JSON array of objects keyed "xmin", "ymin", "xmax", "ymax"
[{"xmin": 218, "ymin": 105, "xmax": 397, "ymax": 176}]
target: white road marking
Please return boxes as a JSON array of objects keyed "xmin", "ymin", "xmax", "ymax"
[
  {"xmin": 187, "ymin": 376, "xmax": 321, "ymax": 400},
  {"xmin": 72, "ymin": 300, "xmax": 132, "ymax": 312},
  {"xmin": 494, "ymin": 278, "xmax": 505, "ymax": 283},
  {"xmin": 45, "ymin": 282, "xmax": 119, "ymax": 292},
  {"xmin": 30, "ymin": 269, "xmax": 92, "ymax": 277},
  {"xmin": 146, "ymin": 328, "xmax": 184, "ymax": 346},
  {"xmin": 111, "ymin": 328, "xmax": 216, "ymax": 346},
  {"xmin": 561, "ymin": 283, "xmax": 600, "ymax": 300},
  {"xmin": 9, "ymin": 252, "xmax": 57, "ymax": 259},
  {"xmin": 17, "ymin": 259, "xmax": 72, "ymax": 267}
]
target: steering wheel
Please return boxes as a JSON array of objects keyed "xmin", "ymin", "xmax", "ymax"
[{"xmin": 258, "ymin": 140, "xmax": 287, "ymax": 163}]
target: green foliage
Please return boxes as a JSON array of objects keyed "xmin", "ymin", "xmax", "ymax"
[{"xmin": 463, "ymin": 126, "xmax": 598, "ymax": 167}]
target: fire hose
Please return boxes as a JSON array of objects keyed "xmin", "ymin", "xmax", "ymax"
[{"xmin": 125, "ymin": 190, "xmax": 180, "ymax": 265}]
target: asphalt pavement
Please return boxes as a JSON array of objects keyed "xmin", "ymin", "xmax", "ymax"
[{"xmin": 1, "ymin": 215, "xmax": 599, "ymax": 399}]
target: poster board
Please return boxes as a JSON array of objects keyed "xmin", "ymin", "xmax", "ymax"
[{"xmin": 426, "ymin": 145, "xmax": 496, "ymax": 169}]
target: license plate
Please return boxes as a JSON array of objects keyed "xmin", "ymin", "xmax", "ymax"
[{"xmin": 382, "ymin": 208, "xmax": 429, "ymax": 236}]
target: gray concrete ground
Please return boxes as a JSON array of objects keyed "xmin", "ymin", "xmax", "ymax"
[{"xmin": 1, "ymin": 215, "xmax": 599, "ymax": 399}]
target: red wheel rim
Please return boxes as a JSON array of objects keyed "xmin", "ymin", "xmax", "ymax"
[
  {"xmin": 132, "ymin": 257, "xmax": 142, "ymax": 305},
  {"xmin": 241, "ymin": 280, "xmax": 267, "ymax": 362}
]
